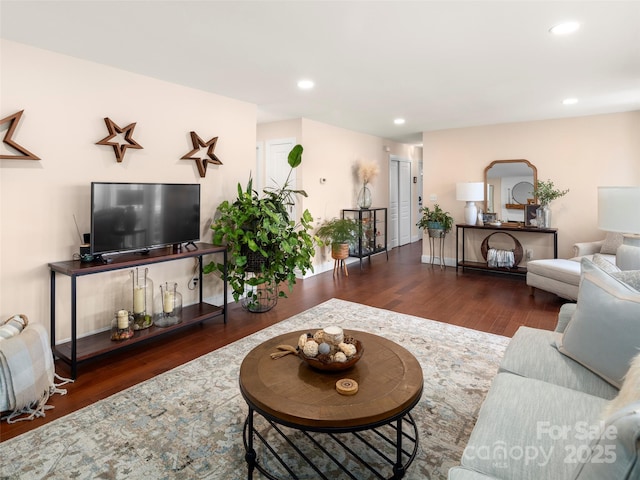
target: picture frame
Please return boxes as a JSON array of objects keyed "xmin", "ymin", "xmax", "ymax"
[{"xmin": 525, "ymin": 204, "xmax": 540, "ymax": 227}]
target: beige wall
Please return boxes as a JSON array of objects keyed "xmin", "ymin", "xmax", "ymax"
[
  {"xmin": 258, "ymin": 118, "xmax": 423, "ymax": 272},
  {"xmin": 1, "ymin": 40, "xmax": 257, "ymax": 340},
  {"xmin": 422, "ymin": 111, "xmax": 640, "ymax": 264}
]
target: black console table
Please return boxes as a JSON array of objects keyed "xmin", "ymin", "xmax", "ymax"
[
  {"xmin": 49, "ymin": 243, "xmax": 227, "ymax": 378},
  {"xmin": 456, "ymin": 224, "xmax": 557, "ymax": 276}
]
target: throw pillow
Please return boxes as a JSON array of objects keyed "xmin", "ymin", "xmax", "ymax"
[
  {"xmin": 602, "ymin": 352, "xmax": 640, "ymax": 420},
  {"xmin": 612, "ymin": 270, "xmax": 640, "ymax": 292},
  {"xmin": 558, "ymin": 258, "xmax": 640, "ymax": 388},
  {"xmin": 592, "ymin": 253, "xmax": 621, "ymax": 274},
  {"xmin": 0, "ymin": 314, "xmax": 28, "ymax": 341},
  {"xmin": 600, "ymin": 231, "xmax": 624, "ymax": 255}
]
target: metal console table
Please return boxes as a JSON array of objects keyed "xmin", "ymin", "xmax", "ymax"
[{"xmin": 456, "ymin": 224, "xmax": 558, "ymax": 276}]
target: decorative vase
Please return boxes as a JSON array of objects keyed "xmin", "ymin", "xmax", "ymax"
[
  {"xmin": 127, "ymin": 267, "xmax": 153, "ymax": 330},
  {"xmin": 357, "ymin": 185, "xmax": 372, "ymax": 209},
  {"xmin": 536, "ymin": 204, "xmax": 551, "ymax": 228},
  {"xmin": 155, "ymin": 282, "xmax": 182, "ymax": 327}
]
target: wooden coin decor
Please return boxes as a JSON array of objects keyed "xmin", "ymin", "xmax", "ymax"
[
  {"xmin": 336, "ymin": 378, "xmax": 359, "ymax": 396},
  {"xmin": 96, "ymin": 117, "xmax": 143, "ymax": 163},
  {"xmin": 480, "ymin": 232, "xmax": 524, "ymax": 266},
  {"xmin": 181, "ymin": 131, "xmax": 223, "ymax": 178},
  {"xmin": 0, "ymin": 110, "xmax": 40, "ymax": 160}
]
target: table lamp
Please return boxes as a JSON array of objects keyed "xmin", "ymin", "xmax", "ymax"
[
  {"xmin": 598, "ymin": 186, "xmax": 640, "ymax": 269},
  {"xmin": 456, "ymin": 182, "xmax": 485, "ymax": 225}
]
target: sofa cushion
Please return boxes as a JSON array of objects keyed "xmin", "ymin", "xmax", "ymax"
[
  {"xmin": 558, "ymin": 258, "xmax": 640, "ymax": 388},
  {"xmin": 600, "ymin": 231, "xmax": 624, "ymax": 255},
  {"xmin": 499, "ymin": 326, "xmax": 618, "ymax": 400},
  {"xmin": 591, "ymin": 253, "xmax": 621, "ymax": 273},
  {"xmin": 571, "ymin": 400, "xmax": 640, "ymax": 480},
  {"xmin": 612, "ymin": 270, "xmax": 640, "ymax": 291},
  {"xmin": 526, "ymin": 259, "xmax": 582, "ymax": 286},
  {"xmin": 460, "ymin": 373, "xmax": 608, "ymax": 480},
  {"xmin": 602, "ymin": 352, "xmax": 640, "ymax": 420}
]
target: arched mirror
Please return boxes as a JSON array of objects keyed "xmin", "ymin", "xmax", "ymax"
[{"xmin": 484, "ymin": 159, "xmax": 537, "ymax": 221}]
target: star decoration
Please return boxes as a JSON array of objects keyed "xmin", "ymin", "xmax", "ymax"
[
  {"xmin": 96, "ymin": 117, "xmax": 143, "ymax": 163},
  {"xmin": 0, "ymin": 110, "xmax": 41, "ymax": 160},
  {"xmin": 181, "ymin": 131, "xmax": 222, "ymax": 178}
]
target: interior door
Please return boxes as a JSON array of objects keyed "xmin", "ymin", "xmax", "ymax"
[
  {"xmin": 388, "ymin": 161, "xmax": 399, "ymax": 249},
  {"xmin": 390, "ymin": 157, "xmax": 412, "ymax": 247},
  {"xmin": 398, "ymin": 160, "xmax": 411, "ymax": 246},
  {"xmin": 265, "ymin": 138, "xmax": 296, "ymax": 220}
]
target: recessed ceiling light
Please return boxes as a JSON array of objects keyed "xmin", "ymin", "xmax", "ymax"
[
  {"xmin": 549, "ymin": 21, "xmax": 580, "ymax": 35},
  {"xmin": 562, "ymin": 98, "xmax": 579, "ymax": 105},
  {"xmin": 394, "ymin": 118, "xmax": 405, "ymax": 125},
  {"xmin": 297, "ymin": 79, "xmax": 314, "ymax": 90}
]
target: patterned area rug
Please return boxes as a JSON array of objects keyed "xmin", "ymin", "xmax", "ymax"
[{"xmin": 0, "ymin": 299, "xmax": 509, "ymax": 479}]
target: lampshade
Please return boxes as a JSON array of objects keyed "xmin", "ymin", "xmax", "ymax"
[
  {"xmin": 456, "ymin": 182, "xmax": 485, "ymax": 202},
  {"xmin": 598, "ymin": 186, "xmax": 640, "ymax": 234}
]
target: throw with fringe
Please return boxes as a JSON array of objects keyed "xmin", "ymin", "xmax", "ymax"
[{"xmin": 0, "ymin": 323, "xmax": 72, "ymax": 423}]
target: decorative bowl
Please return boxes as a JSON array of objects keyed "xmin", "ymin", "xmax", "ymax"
[{"xmin": 298, "ymin": 340, "xmax": 364, "ymax": 371}]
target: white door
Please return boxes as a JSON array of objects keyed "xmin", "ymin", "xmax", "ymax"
[
  {"xmin": 390, "ymin": 157, "xmax": 412, "ymax": 247},
  {"xmin": 398, "ymin": 161, "xmax": 411, "ymax": 246},
  {"xmin": 389, "ymin": 161, "xmax": 399, "ymax": 249},
  {"xmin": 265, "ymin": 138, "xmax": 297, "ymax": 220}
]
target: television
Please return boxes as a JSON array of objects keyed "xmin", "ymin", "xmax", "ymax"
[{"xmin": 90, "ymin": 182, "xmax": 201, "ymax": 256}]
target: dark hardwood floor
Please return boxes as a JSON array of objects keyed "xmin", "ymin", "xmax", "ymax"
[{"xmin": 1, "ymin": 240, "xmax": 566, "ymax": 442}]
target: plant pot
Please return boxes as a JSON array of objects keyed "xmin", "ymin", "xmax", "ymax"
[
  {"xmin": 331, "ymin": 243, "xmax": 350, "ymax": 260},
  {"xmin": 241, "ymin": 274, "xmax": 278, "ymax": 313},
  {"xmin": 428, "ymin": 228, "xmax": 446, "ymax": 238}
]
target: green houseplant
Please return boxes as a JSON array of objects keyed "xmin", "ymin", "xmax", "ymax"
[
  {"xmin": 533, "ymin": 179, "xmax": 569, "ymax": 206},
  {"xmin": 316, "ymin": 217, "xmax": 360, "ymax": 260},
  {"xmin": 417, "ymin": 204, "xmax": 454, "ymax": 238},
  {"xmin": 203, "ymin": 145, "xmax": 316, "ymax": 312},
  {"xmin": 532, "ymin": 179, "xmax": 569, "ymax": 228}
]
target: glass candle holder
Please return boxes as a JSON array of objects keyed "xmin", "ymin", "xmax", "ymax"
[
  {"xmin": 111, "ymin": 309, "xmax": 134, "ymax": 341},
  {"xmin": 127, "ymin": 267, "xmax": 154, "ymax": 330},
  {"xmin": 155, "ymin": 282, "xmax": 182, "ymax": 328}
]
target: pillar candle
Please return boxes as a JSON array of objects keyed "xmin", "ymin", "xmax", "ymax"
[
  {"xmin": 133, "ymin": 286, "xmax": 145, "ymax": 314},
  {"xmin": 117, "ymin": 310, "xmax": 129, "ymax": 329}
]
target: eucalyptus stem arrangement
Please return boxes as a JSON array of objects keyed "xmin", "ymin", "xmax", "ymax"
[{"xmin": 533, "ymin": 179, "xmax": 569, "ymax": 206}]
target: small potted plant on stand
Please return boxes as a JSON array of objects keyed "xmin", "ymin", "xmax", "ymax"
[
  {"xmin": 533, "ymin": 179, "xmax": 569, "ymax": 228},
  {"xmin": 316, "ymin": 217, "xmax": 360, "ymax": 276},
  {"xmin": 416, "ymin": 204, "xmax": 454, "ymax": 238}
]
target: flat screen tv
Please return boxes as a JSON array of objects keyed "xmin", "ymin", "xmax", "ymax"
[{"xmin": 91, "ymin": 182, "xmax": 201, "ymax": 256}]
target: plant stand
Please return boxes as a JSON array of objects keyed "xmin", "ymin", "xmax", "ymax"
[{"xmin": 429, "ymin": 231, "xmax": 446, "ymax": 269}]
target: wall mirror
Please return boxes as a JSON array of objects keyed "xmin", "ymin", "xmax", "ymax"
[{"xmin": 484, "ymin": 159, "xmax": 537, "ymax": 222}]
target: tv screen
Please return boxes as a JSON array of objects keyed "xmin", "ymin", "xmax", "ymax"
[{"xmin": 91, "ymin": 182, "xmax": 201, "ymax": 256}]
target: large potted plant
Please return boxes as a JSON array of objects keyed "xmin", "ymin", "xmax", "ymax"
[
  {"xmin": 417, "ymin": 204, "xmax": 454, "ymax": 238},
  {"xmin": 316, "ymin": 217, "xmax": 360, "ymax": 261},
  {"xmin": 203, "ymin": 145, "xmax": 316, "ymax": 312}
]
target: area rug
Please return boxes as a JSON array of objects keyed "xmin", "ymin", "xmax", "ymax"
[{"xmin": 0, "ymin": 299, "xmax": 509, "ymax": 479}]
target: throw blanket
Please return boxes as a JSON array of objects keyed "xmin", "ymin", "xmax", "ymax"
[{"xmin": 0, "ymin": 323, "xmax": 70, "ymax": 423}]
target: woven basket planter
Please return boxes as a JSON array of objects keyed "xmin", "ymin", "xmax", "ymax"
[{"xmin": 331, "ymin": 243, "xmax": 350, "ymax": 261}]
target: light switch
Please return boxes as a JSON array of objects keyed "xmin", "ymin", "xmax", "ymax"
[{"xmin": 429, "ymin": 194, "xmax": 437, "ymax": 201}]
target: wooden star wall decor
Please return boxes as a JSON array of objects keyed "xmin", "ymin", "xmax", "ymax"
[
  {"xmin": 181, "ymin": 131, "xmax": 223, "ymax": 178},
  {"xmin": 96, "ymin": 117, "xmax": 143, "ymax": 163},
  {"xmin": 0, "ymin": 110, "xmax": 41, "ymax": 160}
]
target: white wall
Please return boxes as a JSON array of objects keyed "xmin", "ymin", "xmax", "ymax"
[
  {"xmin": 1, "ymin": 40, "xmax": 257, "ymax": 341},
  {"xmin": 421, "ymin": 111, "xmax": 640, "ymax": 264}
]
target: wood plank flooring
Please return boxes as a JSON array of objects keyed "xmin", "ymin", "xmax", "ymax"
[{"xmin": 1, "ymin": 241, "xmax": 567, "ymax": 442}]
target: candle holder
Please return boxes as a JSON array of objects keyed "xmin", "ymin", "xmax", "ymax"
[
  {"xmin": 111, "ymin": 309, "xmax": 134, "ymax": 341},
  {"xmin": 154, "ymin": 282, "xmax": 182, "ymax": 328},
  {"xmin": 126, "ymin": 267, "xmax": 154, "ymax": 330}
]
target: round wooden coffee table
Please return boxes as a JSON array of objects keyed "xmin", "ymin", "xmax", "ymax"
[{"xmin": 239, "ymin": 329, "xmax": 424, "ymax": 479}]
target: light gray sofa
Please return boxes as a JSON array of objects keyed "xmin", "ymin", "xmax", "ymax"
[
  {"xmin": 526, "ymin": 233, "xmax": 624, "ymax": 300},
  {"xmin": 449, "ymin": 257, "xmax": 640, "ymax": 480}
]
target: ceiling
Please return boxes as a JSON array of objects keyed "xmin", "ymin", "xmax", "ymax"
[{"xmin": 1, "ymin": 1, "xmax": 639, "ymax": 144}]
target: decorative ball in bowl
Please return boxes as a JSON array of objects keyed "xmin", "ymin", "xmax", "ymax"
[{"xmin": 297, "ymin": 327, "xmax": 363, "ymax": 371}]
